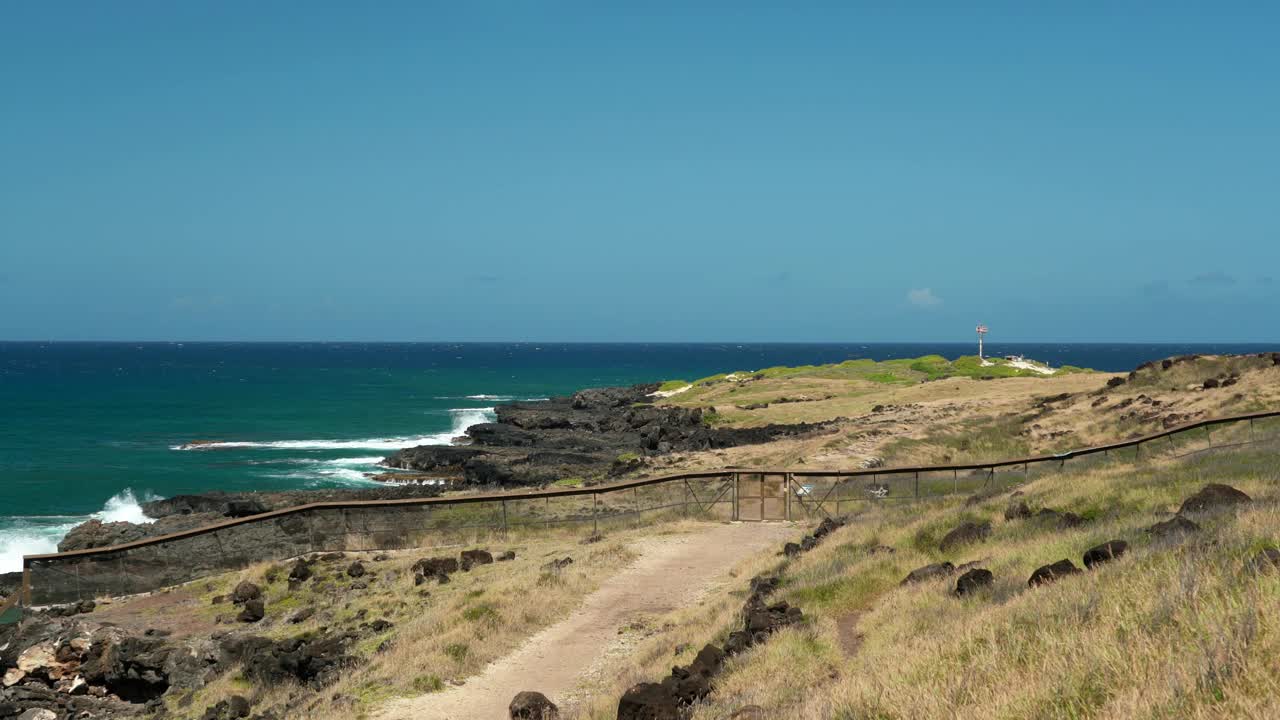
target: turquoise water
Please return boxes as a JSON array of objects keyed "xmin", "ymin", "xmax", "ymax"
[{"xmin": 2, "ymin": 341, "xmax": 1274, "ymax": 570}]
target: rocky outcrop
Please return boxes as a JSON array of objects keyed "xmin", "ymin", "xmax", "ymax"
[
  {"xmin": 939, "ymin": 521, "xmax": 991, "ymax": 552},
  {"xmin": 380, "ymin": 383, "xmax": 838, "ymax": 487},
  {"xmin": 223, "ymin": 632, "xmax": 356, "ymax": 689},
  {"xmin": 1146, "ymin": 516, "xmax": 1200, "ymax": 538},
  {"xmin": 1177, "ymin": 484, "xmax": 1251, "ymax": 515},
  {"xmin": 509, "ymin": 691, "xmax": 559, "ymax": 720},
  {"xmin": 953, "ymin": 568, "xmax": 993, "ymax": 596},
  {"xmin": 460, "ymin": 549, "xmax": 494, "ymax": 571},
  {"xmin": 1028, "ymin": 559, "xmax": 1081, "ymax": 587},
  {"xmin": 1247, "ymin": 547, "xmax": 1280, "ymax": 574},
  {"xmin": 901, "ymin": 562, "xmax": 955, "ymax": 585},
  {"xmin": 1033, "ymin": 508, "xmax": 1085, "ymax": 529},
  {"xmin": 1082, "ymin": 540, "xmax": 1128, "ymax": 568},
  {"xmin": 0, "ymin": 619, "xmax": 222, "ymax": 718}
]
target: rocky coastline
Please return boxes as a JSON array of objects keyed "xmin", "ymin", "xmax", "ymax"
[
  {"xmin": 49, "ymin": 382, "xmax": 833, "ymax": 559},
  {"xmin": 380, "ymin": 382, "xmax": 838, "ymax": 486}
]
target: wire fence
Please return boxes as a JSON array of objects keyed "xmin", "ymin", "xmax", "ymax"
[{"xmin": 10, "ymin": 409, "xmax": 1280, "ymax": 610}]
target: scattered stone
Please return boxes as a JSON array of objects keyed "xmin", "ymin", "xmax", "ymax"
[
  {"xmin": 2, "ymin": 668, "xmax": 25, "ymax": 687},
  {"xmin": 1035, "ymin": 508, "xmax": 1085, "ymax": 528},
  {"xmin": 497, "ymin": 550, "xmax": 517, "ymax": 561},
  {"xmin": 414, "ymin": 556, "xmax": 460, "ymax": 576},
  {"xmin": 288, "ymin": 608, "xmax": 315, "ymax": 624},
  {"xmin": 1247, "ymin": 547, "xmax": 1280, "ymax": 574},
  {"xmin": 1106, "ymin": 377, "xmax": 1126, "ymax": 388},
  {"xmin": 939, "ymin": 521, "xmax": 991, "ymax": 552},
  {"xmin": 211, "ymin": 595, "xmax": 225, "ymax": 605},
  {"xmin": 224, "ymin": 632, "xmax": 357, "ymax": 689},
  {"xmin": 1203, "ymin": 378, "xmax": 1220, "ymax": 389},
  {"xmin": 866, "ymin": 544, "xmax": 896, "ymax": 555},
  {"xmin": 617, "ymin": 682, "xmax": 679, "ymax": 720},
  {"xmin": 200, "ymin": 695, "xmax": 251, "ymax": 720},
  {"xmin": 460, "ymin": 549, "xmax": 494, "ymax": 571},
  {"xmin": 580, "ymin": 533, "xmax": 605, "ymax": 545},
  {"xmin": 749, "ymin": 575, "xmax": 780, "ymax": 596},
  {"xmin": 954, "ymin": 568, "xmax": 993, "ymax": 596},
  {"xmin": 782, "ymin": 542, "xmax": 802, "ymax": 557},
  {"xmin": 1177, "ymin": 484, "xmax": 1252, "ymax": 515},
  {"xmin": 1146, "ymin": 516, "xmax": 1200, "ymax": 537},
  {"xmin": 542, "ymin": 557, "xmax": 574, "ymax": 572},
  {"xmin": 901, "ymin": 562, "xmax": 955, "ymax": 585},
  {"xmin": 346, "ymin": 562, "xmax": 366, "ymax": 578},
  {"xmin": 509, "ymin": 690, "xmax": 560, "ymax": 720},
  {"xmin": 17, "ymin": 710, "xmax": 58, "ymax": 720},
  {"xmin": 236, "ymin": 599, "xmax": 265, "ymax": 623},
  {"xmin": 413, "ymin": 556, "xmax": 459, "ymax": 584},
  {"xmin": 319, "ymin": 552, "xmax": 346, "ymax": 562},
  {"xmin": 231, "ymin": 581, "xmax": 261, "ymax": 605},
  {"xmin": 1082, "ymin": 540, "xmax": 1128, "ymax": 569},
  {"xmin": 1004, "ymin": 501, "xmax": 1032, "ymax": 521},
  {"xmin": 288, "ymin": 561, "xmax": 313, "ymax": 583},
  {"xmin": 1028, "ymin": 559, "xmax": 1082, "ymax": 587}
]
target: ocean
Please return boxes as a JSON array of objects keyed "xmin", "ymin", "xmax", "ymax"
[{"xmin": 1, "ymin": 341, "xmax": 1275, "ymax": 572}]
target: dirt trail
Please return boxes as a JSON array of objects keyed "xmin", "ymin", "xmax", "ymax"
[{"xmin": 377, "ymin": 522, "xmax": 794, "ymax": 720}]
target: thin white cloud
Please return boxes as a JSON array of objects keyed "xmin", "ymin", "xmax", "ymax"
[{"xmin": 907, "ymin": 288, "xmax": 942, "ymax": 308}]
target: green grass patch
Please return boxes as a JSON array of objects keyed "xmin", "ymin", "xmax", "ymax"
[
  {"xmin": 462, "ymin": 602, "xmax": 499, "ymax": 623},
  {"xmin": 444, "ymin": 642, "xmax": 469, "ymax": 663},
  {"xmin": 411, "ymin": 674, "xmax": 445, "ymax": 693}
]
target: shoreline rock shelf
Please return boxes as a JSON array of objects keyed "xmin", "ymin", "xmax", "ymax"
[{"xmin": 381, "ymin": 383, "xmax": 838, "ymax": 488}]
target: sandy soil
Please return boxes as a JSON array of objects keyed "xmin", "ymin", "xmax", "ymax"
[{"xmin": 376, "ymin": 521, "xmax": 794, "ymax": 720}]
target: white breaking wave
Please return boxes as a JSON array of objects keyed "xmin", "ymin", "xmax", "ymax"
[
  {"xmin": 265, "ymin": 467, "xmax": 382, "ymax": 488},
  {"xmin": 96, "ymin": 488, "xmax": 158, "ymax": 525},
  {"xmin": 434, "ymin": 395, "xmax": 549, "ymax": 402},
  {"xmin": 0, "ymin": 488, "xmax": 158, "ymax": 574},
  {"xmin": 171, "ymin": 408, "xmax": 497, "ymax": 451}
]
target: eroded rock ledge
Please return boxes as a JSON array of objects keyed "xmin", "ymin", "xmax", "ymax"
[{"xmin": 381, "ymin": 383, "xmax": 838, "ymax": 487}]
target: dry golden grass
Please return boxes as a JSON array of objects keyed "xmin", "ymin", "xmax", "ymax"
[
  {"xmin": 152, "ymin": 521, "xmax": 730, "ymax": 719},
  {"xmin": 564, "ymin": 436, "xmax": 1280, "ymax": 719}
]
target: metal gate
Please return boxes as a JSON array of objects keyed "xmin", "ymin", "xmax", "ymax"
[{"xmin": 735, "ymin": 473, "xmax": 788, "ymax": 521}]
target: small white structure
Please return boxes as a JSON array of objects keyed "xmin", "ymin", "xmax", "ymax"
[{"xmin": 976, "ymin": 324, "xmax": 989, "ymax": 360}]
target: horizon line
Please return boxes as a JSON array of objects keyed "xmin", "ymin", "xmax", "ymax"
[{"xmin": 1, "ymin": 339, "xmax": 1278, "ymax": 346}]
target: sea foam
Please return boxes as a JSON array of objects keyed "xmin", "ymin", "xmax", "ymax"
[
  {"xmin": 0, "ymin": 488, "xmax": 157, "ymax": 573},
  {"xmin": 171, "ymin": 407, "xmax": 496, "ymax": 451}
]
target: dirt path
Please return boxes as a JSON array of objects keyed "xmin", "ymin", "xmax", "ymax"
[{"xmin": 377, "ymin": 522, "xmax": 794, "ymax": 720}]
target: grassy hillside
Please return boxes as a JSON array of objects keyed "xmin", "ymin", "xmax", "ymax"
[
  {"xmin": 660, "ymin": 354, "xmax": 1092, "ymax": 396},
  {"xmin": 569, "ymin": 431, "xmax": 1280, "ymax": 719}
]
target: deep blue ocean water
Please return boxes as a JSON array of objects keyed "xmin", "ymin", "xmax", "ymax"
[{"xmin": 2, "ymin": 341, "xmax": 1276, "ymax": 570}]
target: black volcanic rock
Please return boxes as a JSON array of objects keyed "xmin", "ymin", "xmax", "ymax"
[{"xmin": 378, "ymin": 383, "xmax": 838, "ymax": 488}]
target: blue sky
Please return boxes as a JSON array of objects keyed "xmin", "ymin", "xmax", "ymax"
[{"xmin": 2, "ymin": 3, "xmax": 1277, "ymax": 342}]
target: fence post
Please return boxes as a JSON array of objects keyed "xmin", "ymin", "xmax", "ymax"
[
  {"xmin": 785, "ymin": 473, "xmax": 793, "ymax": 521},
  {"xmin": 914, "ymin": 471, "xmax": 919, "ymax": 500},
  {"xmin": 1206, "ymin": 425, "xmax": 1213, "ymax": 447},
  {"xmin": 22, "ymin": 564, "xmax": 31, "ymax": 608},
  {"xmin": 633, "ymin": 486, "xmax": 640, "ymax": 527},
  {"xmin": 683, "ymin": 481, "xmax": 690, "ymax": 517},
  {"xmin": 501, "ymin": 499, "xmax": 508, "ymax": 536},
  {"xmin": 731, "ymin": 473, "xmax": 739, "ymax": 521},
  {"xmin": 592, "ymin": 492, "xmax": 599, "ymax": 536},
  {"xmin": 835, "ymin": 473, "xmax": 842, "ymax": 516}
]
